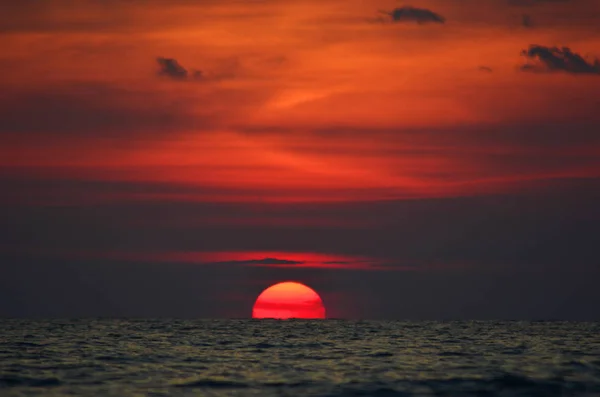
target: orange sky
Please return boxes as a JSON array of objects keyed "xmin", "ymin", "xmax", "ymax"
[{"xmin": 1, "ymin": 0, "xmax": 599, "ymax": 205}]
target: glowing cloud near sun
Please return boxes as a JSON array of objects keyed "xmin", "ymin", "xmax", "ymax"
[{"xmin": 252, "ymin": 281, "xmax": 326, "ymax": 319}]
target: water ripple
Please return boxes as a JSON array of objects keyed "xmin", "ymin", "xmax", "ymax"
[{"xmin": 1, "ymin": 320, "xmax": 599, "ymax": 396}]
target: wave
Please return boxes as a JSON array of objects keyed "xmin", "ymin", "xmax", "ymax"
[
  {"xmin": 0, "ymin": 376, "xmax": 61, "ymax": 388},
  {"xmin": 172, "ymin": 378, "xmax": 248, "ymax": 389}
]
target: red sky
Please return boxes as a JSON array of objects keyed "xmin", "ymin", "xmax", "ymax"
[{"xmin": 0, "ymin": 0, "xmax": 599, "ymax": 319}]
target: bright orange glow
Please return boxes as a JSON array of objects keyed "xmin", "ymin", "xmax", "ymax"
[
  {"xmin": 252, "ymin": 281, "xmax": 326, "ymax": 319},
  {"xmin": 1, "ymin": 0, "xmax": 599, "ymax": 206}
]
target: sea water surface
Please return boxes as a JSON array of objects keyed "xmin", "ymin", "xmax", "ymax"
[{"xmin": 1, "ymin": 320, "xmax": 600, "ymax": 396}]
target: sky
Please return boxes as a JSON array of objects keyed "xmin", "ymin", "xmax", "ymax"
[{"xmin": 0, "ymin": 0, "xmax": 599, "ymax": 319}]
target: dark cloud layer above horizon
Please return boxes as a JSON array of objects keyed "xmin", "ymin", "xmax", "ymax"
[
  {"xmin": 1, "ymin": 179, "xmax": 599, "ymax": 319},
  {"xmin": 1, "ymin": 255, "xmax": 598, "ymax": 320},
  {"xmin": 1, "ymin": 177, "xmax": 598, "ymax": 269}
]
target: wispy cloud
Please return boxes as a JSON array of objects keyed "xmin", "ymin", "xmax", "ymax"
[
  {"xmin": 86, "ymin": 251, "xmax": 392, "ymax": 270},
  {"xmin": 209, "ymin": 257, "xmax": 305, "ymax": 266}
]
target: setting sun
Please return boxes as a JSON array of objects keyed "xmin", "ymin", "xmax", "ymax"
[{"xmin": 252, "ymin": 281, "xmax": 326, "ymax": 319}]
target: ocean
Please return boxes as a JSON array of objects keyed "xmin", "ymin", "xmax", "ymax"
[{"xmin": 1, "ymin": 320, "xmax": 599, "ymax": 396}]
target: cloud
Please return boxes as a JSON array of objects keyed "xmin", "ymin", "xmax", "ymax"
[
  {"xmin": 156, "ymin": 57, "xmax": 243, "ymax": 82},
  {"xmin": 521, "ymin": 14, "xmax": 534, "ymax": 27},
  {"xmin": 157, "ymin": 57, "xmax": 203, "ymax": 81},
  {"xmin": 520, "ymin": 45, "xmax": 600, "ymax": 75},
  {"xmin": 2, "ymin": 177, "xmax": 598, "ymax": 274},
  {"xmin": 380, "ymin": 7, "xmax": 445, "ymax": 24},
  {"xmin": 210, "ymin": 257, "xmax": 305, "ymax": 266}
]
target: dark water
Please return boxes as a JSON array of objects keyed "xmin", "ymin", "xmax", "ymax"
[{"xmin": 1, "ymin": 320, "xmax": 600, "ymax": 396}]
